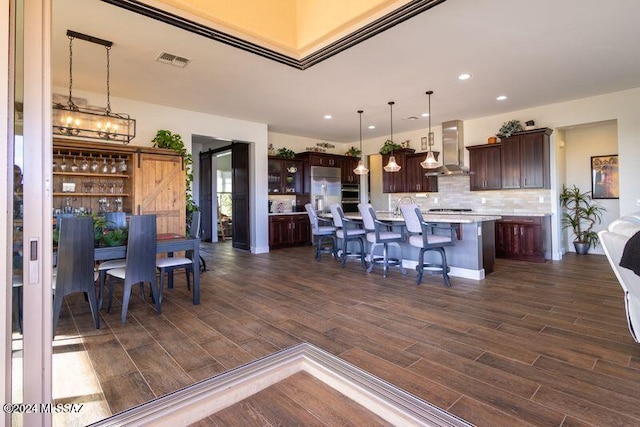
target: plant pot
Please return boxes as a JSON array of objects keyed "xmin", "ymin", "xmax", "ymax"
[{"xmin": 573, "ymin": 241, "xmax": 590, "ymax": 255}]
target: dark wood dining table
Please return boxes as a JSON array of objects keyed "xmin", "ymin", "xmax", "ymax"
[{"xmin": 94, "ymin": 234, "xmax": 202, "ymax": 305}]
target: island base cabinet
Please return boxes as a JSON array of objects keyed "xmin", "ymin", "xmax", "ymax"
[
  {"xmin": 496, "ymin": 216, "xmax": 548, "ymax": 262},
  {"xmin": 269, "ymin": 214, "xmax": 311, "ymax": 249}
]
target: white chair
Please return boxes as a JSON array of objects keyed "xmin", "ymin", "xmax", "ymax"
[
  {"xmin": 156, "ymin": 211, "xmax": 201, "ymax": 303},
  {"xmin": 400, "ymin": 204, "xmax": 455, "ymax": 286},
  {"xmin": 304, "ymin": 203, "xmax": 338, "ymax": 261},
  {"xmin": 358, "ymin": 203, "xmax": 406, "ymax": 277},
  {"xmin": 598, "ymin": 213, "xmax": 640, "ymax": 342},
  {"xmin": 329, "ymin": 203, "xmax": 367, "ymax": 269}
]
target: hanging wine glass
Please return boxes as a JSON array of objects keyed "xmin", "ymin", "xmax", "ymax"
[
  {"xmin": 90, "ymin": 154, "xmax": 99, "ymax": 173},
  {"xmin": 59, "ymin": 154, "xmax": 68, "ymax": 172},
  {"xmin": 80, "ymin": 155, "xmax": 89, "ymax": 172},
  {"xmin": 70, "ymin": 154, "xmax": 79, "ymax": 172},
  {"xmin": 118, "ymin": 157, "xmax": 128, "ymax": 172},
  {"xmin": 101, "ymin": 157, "xmax": 109, "ymax": 174},
  {"xmin": 110, "ymin": 157, "xmax": 117, "ymax": 174}
]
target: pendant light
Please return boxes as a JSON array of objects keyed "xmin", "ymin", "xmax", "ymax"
[
  {"xmin": 420, "ymin": 90, "xmax": 440, "ymax": 169},
  {"xmin": 52, "ymin": 30, "xmax": 136, "ymax": 144},
  {"xmin": 353, "ymin": 110, "xmax": 369, "ymax": 175},
  {"xmin": 383, "ymin": 101, "xmax": 401, "ymax": 172}
]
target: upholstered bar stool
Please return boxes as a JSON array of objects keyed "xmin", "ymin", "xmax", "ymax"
[
  {"xmin": 358, "ymin": 203, "xmax": 406, "ymax": 277},
  {"xmin": 304, "ymin": 203, "xmax": 338, "ymax": 261},
  {"xmin": 400, "ymin": 204, "xmax": 455, "ymax": 286},
  {"xmin": 329, "ymin": 203, "xmax": 367, "ymax": 269}
]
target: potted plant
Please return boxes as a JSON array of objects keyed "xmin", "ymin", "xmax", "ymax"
[
  {"xmin": 379, "ymin": 139, "xmax": 402, "ymax": 155},
  {"xmin": 275, "ymin": 147, "xmax": 295, "ymax": 159},
  {"xmin": 345, "ymin": 146, "xmax": 361, "ymax": 157},
  {"xmin": 497, "ymin": 120, "xmax": 524, "ymax": 138},
  {"xmin": 559, "ymin": 184, "xmax": 606, "ymax": 254}
]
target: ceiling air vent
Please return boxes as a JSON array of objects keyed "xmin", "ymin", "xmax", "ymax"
[{"xmin": 156, "ymin": 52, "xmax": 191, "ymax": 68}]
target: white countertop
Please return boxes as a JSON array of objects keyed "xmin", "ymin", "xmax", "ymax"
[
  {"xmin": 269, "ymin": 211, "xmax": 307, "ymax": 216},
  {"xmin": 343, "ymin": 211, "xmax": 502, "ymax": 223}
]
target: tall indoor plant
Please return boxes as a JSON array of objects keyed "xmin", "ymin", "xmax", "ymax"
[
  {"xmin": 152, "ymin": 130, "xmax": 199, "ymax": 232},
  {"xmin": 559, "ymin": 184, "xmax": 606, "ymax": 254}
]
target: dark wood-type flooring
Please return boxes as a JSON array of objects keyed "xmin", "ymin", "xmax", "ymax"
[{"xmin": 53, "ymin": 242, "xmax": 640, "ymax": 426}]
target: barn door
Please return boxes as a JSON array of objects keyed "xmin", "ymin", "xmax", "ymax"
[
  {"xmin": 199, "ymin": 151, "xmax": 213, "ymax": 241},
  {"xmin": 134, "ymin": 152, "xmax": 186, "ymax": 235},
  {"xmin": 231, "ymin": 142, "xmax": 250, "ymax": 250}
]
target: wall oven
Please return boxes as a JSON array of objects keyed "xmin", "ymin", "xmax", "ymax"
[{"xmin": 341, "ymin": 184, "xmax": 360, "ymax": 213}]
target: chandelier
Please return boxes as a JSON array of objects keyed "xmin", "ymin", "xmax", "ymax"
[
  {"xmin": 383, "ymin": 101, "xmax": 401, "ymax": 173},
  {"xmin": 420, "ymin": 90, "xmax": 440, "ymax": 169},
  {"xmin": 353, "ymin": 110, "xmax": 369, "ymax": 175},
  {"xmin": 52, "ymin": 30, "xmax": 136, "ymax": 144}
]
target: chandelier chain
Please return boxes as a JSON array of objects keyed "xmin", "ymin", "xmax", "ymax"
[
  {"xmin": 105, "ymin": 45, "xmax": 112, "ymax": 114},
  {"xmin": 67, "ymin": 35, "xmax": 76, "ymax": 109}
]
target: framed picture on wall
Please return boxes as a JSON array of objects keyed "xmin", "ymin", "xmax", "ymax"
[{"xmin": 591, "ymin": 154, "xmax": 619, "ymax": 199}]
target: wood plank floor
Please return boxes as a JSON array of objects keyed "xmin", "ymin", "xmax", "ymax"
[{"xmin": 53, "ymin": 241, "xmax": 640, "ymax": 426}]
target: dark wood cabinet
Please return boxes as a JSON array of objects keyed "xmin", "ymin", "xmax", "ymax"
[
  {"xmin": 339, "ymin": 156, "xmax": 360, "ymax": 184},
  {"xmin": 495, "ymin": 216, "xmax": 547, "ymax": 262},
  {"xmin": 268, "ymin": 157, "xmax": 303, "ymax": 195},
  {"xmin": 268, "ymin": 214, "xmax": 311, "ymax": 249},
  {"xmin": 500, "ymin": 128, "xmax": 552, "ymax": 189},
  {"xmin": 405, "ymin": 154, "xmax": 439, "ymax": 193},
  {"xmin": 306, "ymin": 153, "xmax": 339, "ymax": 167},
  {"xmin": 467, "ymin": 144, "xmax": 502, "ymax": 191},
  {"xmin": 381, "ymin": 148, "xmax": 415, "ymax": 193}
]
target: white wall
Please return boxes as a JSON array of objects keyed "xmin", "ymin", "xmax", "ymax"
[{"xmin": 56, "ymin": 87, "xmax": 271, "ymax": 253}]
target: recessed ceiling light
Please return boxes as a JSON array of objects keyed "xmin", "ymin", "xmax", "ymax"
[
  {"xmin": 368, "ymin": 125, "xmax": 375, "ymax": 129},
  {"xmin": 496, "ymin": 95, "xmax": 508, "ymax": 101},
  {"xmin": 421, "ymin": 113, "xmax": 429, "ymax": 117},
  {"xmin": 458, "ymin": 73, "xmax": 471, "ymax": 80},
  {"xmin": 324, "ymin": 114, "xmax": 332, "ymax": 119}
]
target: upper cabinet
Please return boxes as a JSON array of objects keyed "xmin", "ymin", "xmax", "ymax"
[
  {"xmin": 381, "ymin": 148, "xmax": 415, "ymax": 193},
  {"xmin": 405, "ymin": 153, "xmax": 439, "ymax": 193},
  {"xmin": 467, "ymin": 128, "xmax": 552, "ymax": 191},
  {"xmin": 268, "ymin": 157, "xmax": 303, "ymax": 195},
  {"xmin": 500, "ymin": 128, "xmax": 552, "ymax": 189},
  {"xmin": 339, "ymin": 156, "xmax": 360, "ymax": 184},
  {"xmin": 467, "ymin": 144, "xmax": 502, "ymax": 191}
]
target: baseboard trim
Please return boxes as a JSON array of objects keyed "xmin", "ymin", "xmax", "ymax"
[{"xmin": 89, "ymin": 343, "xmax": 470, "ymax": 427}]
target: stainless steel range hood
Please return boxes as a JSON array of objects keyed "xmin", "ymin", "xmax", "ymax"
[{"xmin": 426, "ymin": 119, "xmax": 469, "ymax": 176}]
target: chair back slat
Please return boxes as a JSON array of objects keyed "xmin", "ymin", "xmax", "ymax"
[
  {"xmin": 358, "ymin": 203, "xmax": 376, "ymax": 231},
  {"xmin": 189, "ymin": 211, "xmax": 202, "ymax": 239},
  {"xmin": 400, "ymin": 204, "xmax": 423, "ymax": 234},
  {"xmin": 125, "ymin": 215, "xmax": 157, "ymax": 285},
  {"xmin": 56, "ymin": 216, "xmax": 95, "ymax": 296},
  {"xmin": 329, "ymin": 203, "xmax": 344, "ymax": 228},
  {"xmin": 305, "ymin": 203, "xmax": 319, "ymax": 233}
]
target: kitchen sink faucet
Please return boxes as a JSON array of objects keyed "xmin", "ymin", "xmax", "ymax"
[{"xmin": 394, "ymin": 195, "xmax": 417, "ymax": 216}]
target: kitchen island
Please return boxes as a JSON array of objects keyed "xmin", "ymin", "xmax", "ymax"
[{"xmin": 344, "ymin": 211, "xmax": 501, "ymax": 280}]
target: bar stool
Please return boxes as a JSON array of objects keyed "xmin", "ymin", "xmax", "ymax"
[
  {"xmin": 329, "ymin": 203, "xmax": 367, "ymax": 269},
  {"xmin": 400, "ymin": 204, "xmax": 455, "ymax": 286},
  {"xmin": 358, "ymin": 203, "xmax": 406, "ymax": 277},
  {"xmin": 304, "ymin": 203, "xmax": 338, "ymax": 261}
]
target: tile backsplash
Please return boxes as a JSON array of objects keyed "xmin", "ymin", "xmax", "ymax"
[{"xmin": 388, "ymin": 175, "xmax": 553, "ymax": 215}]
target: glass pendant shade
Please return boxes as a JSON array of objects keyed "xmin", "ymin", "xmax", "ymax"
[
  {"xmin": 383, "ymin": 101, "xmax": 401, "ymax": 172},
  {"xmin": 420, "ymin": 91, "xmax": 440, "ymax": 169},
  {"xmin": 383, "ymin": 155, "xmax": 402, "ymax": 172},
  {"xmin": 353, "ymin": 159, "xmax": 369, "ymax": 175},
  {"xmin": 353, "ymin": 109, "xmax": 369, "ymax": 175}
]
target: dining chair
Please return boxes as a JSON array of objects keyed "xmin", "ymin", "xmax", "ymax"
[
  {"xmin": 304, "ymin": 203, "xmax": 338, "ymax": 261},
  {"xmin": 400, "ymin": 204, "xmax": 455, "ymax": 286},
  {"xmin": 97, "ymin": 212, "xmax": 128, "ymax": 309},
  {"xmin": 358, "ymin": 203, "xmax": 406, "ymax": 277},
  {"xmin": 106, "ymin": 214, "xmax": 160, "ymax": 324},
  {"xmin": 53, "ymin": 216, "xmax": 100, "ymax": 335},
  {"xmin": 329, "ymin": 203, "xmax": 367, "ymax": 269},
  {"xmin": 156, "ymin": 211, "xmax": 200, "ymax": 303}
]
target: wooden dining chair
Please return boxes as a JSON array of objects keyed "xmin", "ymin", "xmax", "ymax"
[
  {"xmin": 97, "ymin": 212, "xmax": 128, "ymax": 309},
  {"xmin": 106, "ymin": 214, "xmax": 160, "ymax": 324},
  {"xmin": 400, "ymin": 204, "xmax": 455, "ymax": 286},
  {"xmin": 156, "ymin": 211, "xmax": 200, "ymax": 303},
  {"xmin": 53, "ymin": 216, "xmax": 100, "ymax": 335}
]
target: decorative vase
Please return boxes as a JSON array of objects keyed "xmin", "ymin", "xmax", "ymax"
[{"xmin": 573, "ymin": 241, "xmax": 590, "ymax": 255}]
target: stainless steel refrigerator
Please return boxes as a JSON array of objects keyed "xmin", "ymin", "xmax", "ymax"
[{"xmin": 310, "ymin": 166, "xmax": 341, "ymax": 214}]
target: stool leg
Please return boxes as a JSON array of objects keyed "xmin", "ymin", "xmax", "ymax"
[
  {"xmin": 340, "ymin": 237, "xmax": 348, "ymax": 268},
  {"xmin": 366, "ymin": 243, "xmax": 378, "ymax": 273},
  {"xmin": 416, "ymin": 248, "xmax": 426, "ymax": 285},
  {"xmin": 437, "ymin": 247, "xmax": 452, "ymax": 287},
  {"xmin": 389, "ymin": 242, "xmax": 406, "ymax": 275},
  {"xmin": 358, "ymin": 237, "xmax": 367, "ymax": 269}
]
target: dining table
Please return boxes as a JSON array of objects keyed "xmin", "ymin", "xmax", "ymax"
[{"xmin": 94, "ymin": 233, "xmax": 202, "ymax": 305}]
